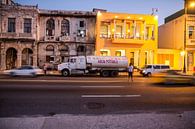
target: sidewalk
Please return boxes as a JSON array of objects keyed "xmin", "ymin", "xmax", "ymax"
[{"xmin": 0, "ymin": 111, "xmax": 195, "ymax": 129}]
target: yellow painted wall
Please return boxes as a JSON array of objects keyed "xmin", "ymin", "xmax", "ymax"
[{"xmin": 95, "ymin": 12, "xmax": 158, "ymax": 68}]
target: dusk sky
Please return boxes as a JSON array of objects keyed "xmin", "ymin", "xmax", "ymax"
[{"xmin": 15, "ymin": 0, "xmax": 184, "ymax": 26}]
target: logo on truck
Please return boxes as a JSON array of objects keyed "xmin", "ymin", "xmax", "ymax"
[{"xmin": 98, "ymin": 59, "xmax": 118, "ymax": 64}]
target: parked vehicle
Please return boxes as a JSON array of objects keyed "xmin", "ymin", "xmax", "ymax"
[
  {"xmin": 140, "ymin": 64, "xmax": 170, "ymax": 77},
  {"xmin": 4, "ymin": 65, "xmax": 44, "ymax": 77},
  {"xmin": 58, "ymin": 56, "xmax": 128, "ymax": 77}
]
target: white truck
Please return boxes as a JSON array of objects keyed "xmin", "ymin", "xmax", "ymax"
[{"xmin": 58, "ymin": 56, "xmax": 128, "ymax": 77}]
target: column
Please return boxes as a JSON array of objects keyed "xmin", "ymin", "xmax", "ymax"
[
  {"xmin": 0, "ymin": 42, "xmax": 6, "ymax": 70},
  {"xmin": 134, "ymin": 20, "xmax": 136, "ymax": 39},
  {"xmin": 123, "ymin": 20, "xmax": 126, "ymax": 39},
  {"xmin": 114, "ymin": 19, "xmax": 116, "ymax": 39}
]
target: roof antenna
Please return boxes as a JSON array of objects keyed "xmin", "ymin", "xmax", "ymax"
[{"xmin": 151, "ymin": 8, "xmax": 158, "ymax": 15}]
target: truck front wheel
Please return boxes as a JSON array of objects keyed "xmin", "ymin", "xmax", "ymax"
[{"xmin": 62, "ymin": 69, "xmax": 69, "ymax": 77}]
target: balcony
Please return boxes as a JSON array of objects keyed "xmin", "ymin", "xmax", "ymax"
[
  {"xmin": 112, "ymin": 34, "xmax": 145, "ymax": 44},
  {"xmin": 187, "ymin": 39, "xmax": 195, "ymax": 45},
  {"xmin": 19, "ymin": 33, "xmax": 33, "ymax": 38},
  {"xmin": 0, "ymin": 32, "xmax": 35, "ymax": 40},
  {"xmin": 0, "ymin": 32, "xmax": 17, "ymax": 38},
  {"xmin": 76, "ymin": 36, "xmax": 87, "ymax": 42},
  {"xmin": 59, "ymin": 36, "xmax": 71, "ymax": 42},
  {"xmin": 44, "ymin": 36, "xmax": 56, "ymax": 41}
]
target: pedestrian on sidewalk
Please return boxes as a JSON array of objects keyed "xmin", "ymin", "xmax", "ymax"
[
  {"xmin": 128, "ymin": 63, "xmax": 134, "ymax": 82},
  {"xmin": 43, "ymin": 63, "xmax": 47, "ymax": 75}
]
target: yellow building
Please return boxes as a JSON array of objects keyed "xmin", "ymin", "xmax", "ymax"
[
  {"xmin": 95, "ymin": 10, "xmax": 158, "ymax": 68},
  {"xmin": 158, "ymin": 0, "xmax": 195, "ymax": 71}
]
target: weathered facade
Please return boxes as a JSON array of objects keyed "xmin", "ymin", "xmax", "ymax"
[
  {"xmin": 0, "ymin": 0, "xmax": 39, "ymax": 70},
  {"xmin": 0, "ymin": 0, "xmax": 96, "ymax": 70},
  {"xmin": 37, "ymin": 10, "xmax": 96, "ymax": 69}
]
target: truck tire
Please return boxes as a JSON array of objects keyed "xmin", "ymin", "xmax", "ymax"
[
  {"xmin": 62, "ymin": 69, "xmax": 69, "ymax": 77},
  {"xmin": 147, "ymin": 72, "xmax": 152, "ymax": 77},
  {"xmin": 110, "ymin": 70, "xmax": 118, "ymax": 77},
  {"xmin": 101, "ymin": 70, "xmax": 109, "ymax": 77}
]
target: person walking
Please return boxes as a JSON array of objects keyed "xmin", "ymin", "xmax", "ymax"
[{"xmin": 128, "ymin": 63, "xmax": 134, "ymax": 82}]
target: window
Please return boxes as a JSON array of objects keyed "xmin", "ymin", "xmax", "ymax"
[
  {"xmin": 61, "ymin": 19, "xmax": 70, "ymax": 36},
  {"xmin": 77, "ymin": 45, "xmax": 86, "ymax": 53},
  {"xmin": 79, "ymin": 21, "xmax": 85, "ymax": 27},
  {"xmin": 135, "ymin": 21, "xmax": 142, "ymax": 39},
  {"xmin": 115, "ymin": 51, "xmax": 121, "ymax": 56},
  {"xmin": 77, "ymin": 30, "xmax": 86, "ymax": 37},
  {"xmin": 188, "ymin": 26, "xmax": 195, "ymax": 39},
  {"xmin": 126, "ymin": 21, "xmax": 134, "ymax": 39},
  {"xmin": 46, "ymin": 45, "xmax": 55, "ymax": 63},
  {"xmin": 46, "ymin": 18, "xmax": 55, "ymax": 36},
  {"xmin": 116, "ymin": 25, "xmax": 122, "ymax": 38},
  {"xmin": 154, "ymin": 65, "xmax": 160, "ymax": 69},
  {"xmin": 8, "ymin": 18, "xmax": 15, "ymax": 32},
  {"xmin": 24, "ymin": 18, "xmax": 32, "ymax": 33},
  {"xmin": 100, "ymin": 51, "xmax": 108, "ymax": 56},
  {"xmin": 161, "ymin": 65, "xmax": 170, "ymax": 69},
  {"xmin": 100, "ymin": 22, "xmax": 111, "ymax": 38}
]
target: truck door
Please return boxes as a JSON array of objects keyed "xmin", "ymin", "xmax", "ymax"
[
  {"xmin": 69, "ymin": 58, "xmax": 77, "ymax": 69},
  {"xmin": 76, "ymin": 56, "xmax": 86, "ymax": 69}
]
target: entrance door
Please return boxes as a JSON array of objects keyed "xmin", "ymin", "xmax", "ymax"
[
  {"xmin": 6, "ymin": 48, "xmax": 17, "ymax": 69},
  {"xmin": 22, "ymin": 48, "xmax": 33, "ymax": 65},
  {"xmin": 187, "ymin": 52, "xmax": 194, "ymax": 71},
  {"xmin": 130, "ymin": 52, "xmax": 134, "ymax": 65}
]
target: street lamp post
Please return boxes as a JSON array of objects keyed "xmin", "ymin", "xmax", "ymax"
[{"xmin": 183, "ymin": 0, "xmax": 187, "ymax": 73}]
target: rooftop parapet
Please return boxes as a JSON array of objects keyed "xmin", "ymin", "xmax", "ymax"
[{"xmin": 39, "ymin": 9, "xmax": 96, "ymax": 17}]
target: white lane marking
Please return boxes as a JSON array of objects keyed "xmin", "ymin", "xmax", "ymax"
[
  {"xmin": 0, "ymin": 80, "xmax": 124, "ymax": 83},
  {"xmin": 82, "ymin": 95, "xmax": 141, "ymax": 98},
  {"xmin": 80, "ymin": 86, "xmax": 125, "ymax": 88}
]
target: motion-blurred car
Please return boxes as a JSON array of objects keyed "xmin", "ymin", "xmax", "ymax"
[
  {"xmin": 4, "ymin": 65, "xmax": 44, "ymax": 77},
  {"xmin": 163, "ymin": 70, "xmax": 195, "ymax": 85}
]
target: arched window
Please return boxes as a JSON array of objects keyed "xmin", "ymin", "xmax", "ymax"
[
  {"xmin": 61, "ymin": 19, "xmax": 70, "ymax": 36},
  {"xmin": 46, "ymin": 18, "xmax": 55, "ymax": 36},
  {"xmin": 60, "ymin": 45, "xmax": 69, "ymax": 52},
  {"xmin": 46, "ymin": 45, "xmax": 54, "ymax": 63},
  {"xmin": 60, "ymin": 45, "xmax": 69, "ymax": 62}
]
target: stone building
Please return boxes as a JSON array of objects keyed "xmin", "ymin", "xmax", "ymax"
[
  {"xmin": 0, "ymin": 0, "xmax": 96, "ymax": 70},
  {"xmin": 37, "ymin": 9, "xmax": 96, "ymax": 69},
  {"xmin": 0, "ymin": 0, "xmax": 39, "ymax": 70}
]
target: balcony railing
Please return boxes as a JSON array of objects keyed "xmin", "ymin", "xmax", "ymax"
[
  {"xmin": 19, "ymin": 33, "xmax": 33, "ymax": 37},
  {"xmin": 0, "ymin": 32, "xmax": 35, "ymax": 39}
]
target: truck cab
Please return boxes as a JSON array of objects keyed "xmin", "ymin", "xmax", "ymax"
[{"xmin": 58, "ymin": 56, "xmax": 87, "ymax": 76}]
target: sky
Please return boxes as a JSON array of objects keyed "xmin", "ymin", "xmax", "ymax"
[{"xmin": 15, "ymin": 0, "xmax": 184, "ymax": 26}]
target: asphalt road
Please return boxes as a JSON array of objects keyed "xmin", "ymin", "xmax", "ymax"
[{"xmin": 0, "ymin": 75, "xmax": 195, "ymax": 117}]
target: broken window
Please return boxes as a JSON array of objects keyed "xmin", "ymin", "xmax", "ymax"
[
  {"xmin": 8, "ymin": 18, "xmax": 15, "ymax": 32},
  {"xmin": 77, "ymin": 45, "xmax": 86, "ymax": 52},
  {"xmin": 61, "ymin": 19, "xmax": 70, "ymax": 36},
  {"xmin": 24, "ymin": 18, "xmax": 32, "ymax": 33},
  {"xmin": 79, "ymin": 21, "xmax": 85, "ymax": 28},
  {"xmin": 46, "ymin": 18, "xmax": 55, "ymax": 36}
]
